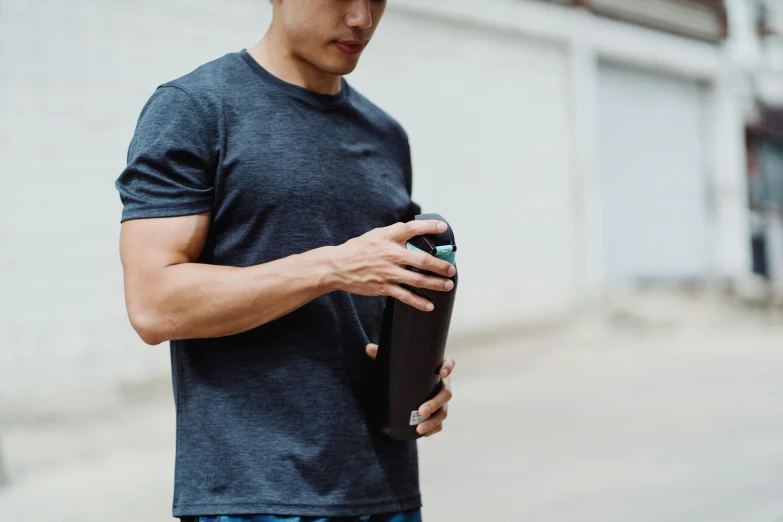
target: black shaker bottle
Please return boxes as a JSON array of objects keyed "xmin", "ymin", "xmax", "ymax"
[{"xmin": 371, "ymin": 213, "xmax": 458, "ymax": 440}]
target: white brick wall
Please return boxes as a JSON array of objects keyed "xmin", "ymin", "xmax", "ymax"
[
  {"xmin": 0, "ymin": 0, "xmax": 273, "ymax": 400},
  {"xmin": 0, "ymin": 0, "xmax": 756, "ymax": 403},
  {"xmin": 0, "ymin": 0, "xmax": 576, "ymax": 402}
]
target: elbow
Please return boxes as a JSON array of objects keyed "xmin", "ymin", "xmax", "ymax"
[
  {"xmin": 128, "ymin": 308, "xmax": 169, "ymax": 346},
  {"xmin": 137, "ymin": 326, "xmax": 166, "ymax": 347}
]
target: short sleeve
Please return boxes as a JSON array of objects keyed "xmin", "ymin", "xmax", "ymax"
[{"xmin": 116, "ymin": 86, "xmax": 214, "ymax": 222}]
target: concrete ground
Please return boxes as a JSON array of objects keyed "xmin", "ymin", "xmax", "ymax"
[{"xmin": 2, "ymin": 292, "xmax": 783, "ymax": 522}]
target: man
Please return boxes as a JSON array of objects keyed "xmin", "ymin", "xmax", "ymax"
[{"xmin": 115, "ymin": 1, "xmax": 457, "ymax": 521}]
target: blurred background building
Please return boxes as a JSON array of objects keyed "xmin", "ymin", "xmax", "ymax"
[
  {"xmin": 4, "ymin": 0, "xmax": 782, "ymax": 405},
  {"xmin": 1, "ymin": 1, "xmax": 783, "ymax": 520}
]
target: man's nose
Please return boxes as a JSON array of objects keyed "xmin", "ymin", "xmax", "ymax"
[{"xmin": 345, "ymin": 0, "xmax": 372, "ymax": 30}]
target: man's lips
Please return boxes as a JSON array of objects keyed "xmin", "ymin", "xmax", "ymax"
[{"xmin": 334, "ymin": 40, "xmax": 367, "ymax": 55}]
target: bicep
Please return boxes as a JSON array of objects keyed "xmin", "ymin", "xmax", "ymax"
[{"xmin": 120, "ymin": 212, "xmax": 211, "ymax": 297}]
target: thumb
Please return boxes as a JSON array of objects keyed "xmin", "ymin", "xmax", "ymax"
[{"xmin": 366, "ymin": 343, "xmax": 379, "ymax": 360}]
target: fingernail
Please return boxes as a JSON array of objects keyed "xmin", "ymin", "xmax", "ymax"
[
  {"xmin": 444, "ymin": 281, "xmax": 454, "ymax": 291},
  {"xmin": 437, "ymin": 222, "xmax": 447, "ymax": 232},
  {"xmin": 441, "ymin": 369, "xmax": 448, "ymax": 376},
  {"xmin": 448, "ymin": 266, "xmax": 456, "ymax": 276},
  {"xmin": 425, "ymin": 303, "xmax": 434, "ymax": 311},
  {"xmin": 420, "ymin": 406, "xmax": 431, "ymax": 416}
]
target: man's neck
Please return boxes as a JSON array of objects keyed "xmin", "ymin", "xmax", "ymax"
[{"xmin": 247, "ymin": 29, "xmax": 342, "ymax": 96}]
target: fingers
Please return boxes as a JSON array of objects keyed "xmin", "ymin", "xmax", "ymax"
[
  {"xmin": 439, "ymin": 357, "xmax": 456, "ymax": 378},
  {"xmin": 395, "ymin": 268, "xmax": 455, "ymax": 293},
  {"xmin": 402, "ymin": 249, "xmax": 456, "ymax": 279},
  {"xmin": 417, "ymin": 359, "xmax": 456, "ymax": 437},
  {"xmin": 418, "ymin": 377, "xmax": 452, "ymax": 417},
  {"xmin": 417, "ymin": 404, "xmax": 448, "ymax": 436},
  {"xmin": 365, "ymin": 343, "xmax": 378, "ymax": 360},
  {"xmin": 387, "ymin": 220, "xmax": 448, "ymax": 243},
  {"xmin": 423, "ymin": 425, "xmax": 443, "ymax": 437},
  {"xmin": 388, "ymin": 285, "xmax": 435, "ymax": 312}
]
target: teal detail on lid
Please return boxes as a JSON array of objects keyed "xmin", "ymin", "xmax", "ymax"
[{"xmin": 406, "ymin": 242, "xmax": 456, "ymax": 266}]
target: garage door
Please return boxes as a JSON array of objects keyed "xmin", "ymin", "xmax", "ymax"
[
  {"xmin": 352, "ymin": 11, "xmax": 575, "ymax": 329},
  {"xmin": 597, "ymin": 63, "xmax": 711, "ymax": 284}
]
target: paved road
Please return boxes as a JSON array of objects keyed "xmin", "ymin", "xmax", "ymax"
[{"xmin": 2, "ymin": 322, "xmax": 783, "ymax": 522}]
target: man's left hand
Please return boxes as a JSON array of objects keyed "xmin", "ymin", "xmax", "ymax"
[{"xmin": 366, "ymin": 343, "xmax": 455, "ymax": 438}]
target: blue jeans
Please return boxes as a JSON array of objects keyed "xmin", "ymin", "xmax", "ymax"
[{"xmin": 197, "ymin": 511, "xmax": 422, "ymax": 522}]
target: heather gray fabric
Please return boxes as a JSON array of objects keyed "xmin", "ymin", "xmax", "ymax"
[{"xmin": 116, "ymin": 50, "xmax": 422, "ymax": 519}]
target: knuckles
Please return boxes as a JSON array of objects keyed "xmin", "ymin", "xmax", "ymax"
[{"xmin": 411, "ymin": 275, "xmax": 425, "ymax": 288}]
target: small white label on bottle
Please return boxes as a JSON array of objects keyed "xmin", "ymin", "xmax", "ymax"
[{"xmin": 409, "ymin": 411, "xmax": 430, "ymax": 425}]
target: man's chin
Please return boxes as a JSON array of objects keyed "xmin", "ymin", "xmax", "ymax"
[
  {"xmin": 322, "ymin": 59, "xmax": 360, "ymax": 77},
  {"xmin": 317, "ymin": 48, "xmax": 363, "ymax": 76}
]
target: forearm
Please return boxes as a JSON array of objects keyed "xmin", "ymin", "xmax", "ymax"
[{"xmin": 129, "ymin": 246, "xmax": 339, "ymax": 344}]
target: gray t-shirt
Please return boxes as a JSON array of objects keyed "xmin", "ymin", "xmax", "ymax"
[{"xmin": 116, "ymin": 50, "xmax": 422, "ymax": 518}]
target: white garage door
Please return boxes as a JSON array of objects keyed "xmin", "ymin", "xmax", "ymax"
[
  {"xmin": 597, "ymin": 63, "xmax": 711, "ymax": 284},
  {"xmin": 352, "ymin": 12, "xmax": 575, "ymax": 330}
]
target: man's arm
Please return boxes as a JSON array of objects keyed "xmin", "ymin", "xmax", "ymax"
[
  {"xmin": 120, "ymin": 212, "xmax": 455, "ymax": 345},
  {"xmin": 120, "ymin": 212, "xmax": 337, "ymax": 345}
]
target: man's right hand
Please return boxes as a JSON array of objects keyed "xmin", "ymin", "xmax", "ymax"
[{"xmin": 329, "ymin": 220, "xmax": 457, "ymax": 312}]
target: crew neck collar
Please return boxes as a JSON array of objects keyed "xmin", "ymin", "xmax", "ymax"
[{"xmin": 239, "ymin": 49, "xmax": 350, "ymax": 109}]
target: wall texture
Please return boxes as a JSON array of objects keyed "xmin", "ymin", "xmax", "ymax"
[{"xmin": 0, "ymin": 0, "xmax": 756, "ymax": 404}]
